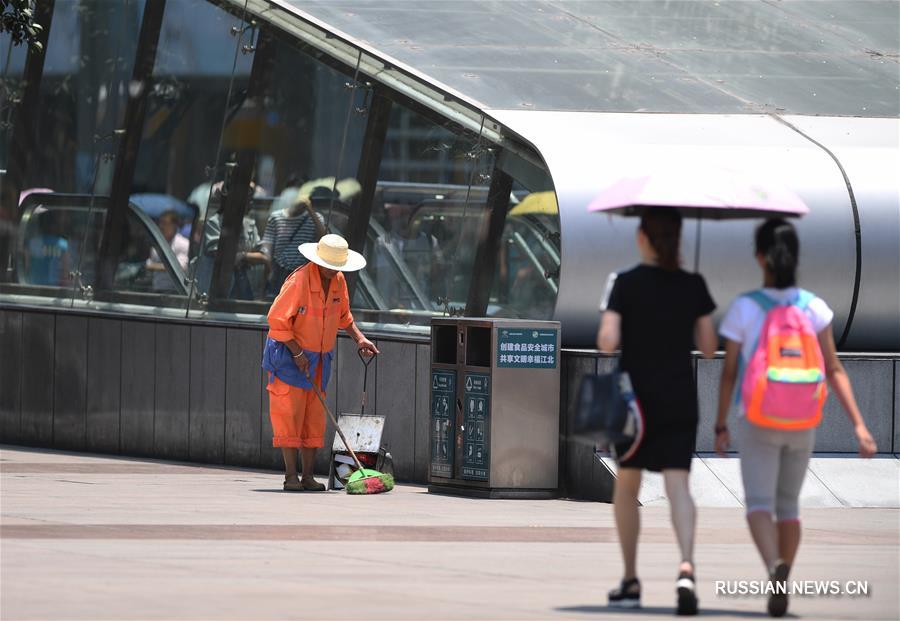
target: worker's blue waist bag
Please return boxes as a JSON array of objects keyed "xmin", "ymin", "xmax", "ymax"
[{"xmin": 261, "ymin": 337, "xmax": 333, "ymax": 390}]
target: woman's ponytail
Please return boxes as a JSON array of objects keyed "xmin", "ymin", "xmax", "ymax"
[
  {"xmin": 755, "ymin": 219, "xmax": 799, "ymax": 288},
  {"xmin": 639, "ymin": 207, "xmax": 682, "ymax": 271}
]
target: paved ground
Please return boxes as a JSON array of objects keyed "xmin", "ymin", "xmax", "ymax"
[
  {"xmin": 2, "ymin": 446, "xmax": 898, "ymax": 621},
  {"xmin": 599, "ymin": 454, "xmax": 900, "ymax": 508}
]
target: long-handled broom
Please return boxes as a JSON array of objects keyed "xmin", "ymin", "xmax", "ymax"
[{"xmin": 302, "ymin": 357, "xmax": 394, "ymax": 495}]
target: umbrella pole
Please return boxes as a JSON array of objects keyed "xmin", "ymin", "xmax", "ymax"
[{"xmin": 693, "ymin": 217, "xmax": 701, "ymax": 273}]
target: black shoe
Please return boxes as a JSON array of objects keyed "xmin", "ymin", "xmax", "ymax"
[
  {"xmin": 767, "ymin": 561, "xmax": 790, "ymax": 617},
  {"xmin": 608, "ymin": 577, "xmax": 641, "ymax": 609},
  {"xmin": 676, "ymin": 570, "xmax": 699, "ymax": 616}
]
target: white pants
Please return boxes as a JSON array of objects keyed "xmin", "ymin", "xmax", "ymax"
[{"xmin": 736, "ymin": 417, "xmax": 815, "ymax": 521}]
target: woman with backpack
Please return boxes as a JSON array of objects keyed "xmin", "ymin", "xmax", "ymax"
[
  {"xmin": 715, "ymin": 218, "xmax": 877, "ymax": 618},
  {"xmin": 598, "ymin": 207, "xmax": 718, "ymax": 615}
]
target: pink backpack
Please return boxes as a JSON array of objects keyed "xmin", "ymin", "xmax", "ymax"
[{"xmin": 740, "ymin": 290, "xmax": 827, "ymax": 430}]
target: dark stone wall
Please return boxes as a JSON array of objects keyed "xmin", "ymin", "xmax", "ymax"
[{"xmin": 1, "ymin": 307, "xmax": 897, "ymax": 500}]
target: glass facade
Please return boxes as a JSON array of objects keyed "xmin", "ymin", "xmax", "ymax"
[
  {"xmin": 493, "ymin": 183, "xmax": 559, "ymax": 321},
  {"xmin": 0, "ymin": 0, "xmax": 560, "ymax": 332},
  {"xmin": 359, "ymin": 104, "xmax": 493, "ymax": 323},
  {"xmin": 26, "ymin": 1, "xmax": 143, "ymax": 195},
  {"xmin": 0, "ymin": 28, "xmax": 26, "ymax": 171}
]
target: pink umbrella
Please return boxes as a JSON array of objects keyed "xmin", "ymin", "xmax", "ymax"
[
  {"xmin": 587, "ymin": 168, "xmax": 809, "ymax": 219},
  {"xmin": 587, "ymin": 167, "xmax": 810, "ymax": 270}
]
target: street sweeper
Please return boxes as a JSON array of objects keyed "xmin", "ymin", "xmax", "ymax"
[{"xmin": 262, "ymin": 234, "xmax": 379, "ymax": 492}]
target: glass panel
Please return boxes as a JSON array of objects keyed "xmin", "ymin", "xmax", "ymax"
[
  {"xmin": 120, "ymin": 0, "xmax": 255, "ymax": 314},
  {"xmin": 191, "ymin": 24, "xmax": 364, "ymax": 315},
  {"xmin": 134, "ymin": 0, "xmax": 253, "ymax": 216},
  {"xmin": 0, "ymin": 28, "xmax": 27, "ymax": 282},
  {"xmin": 14, "ymin": 194, "xmax": 186, "ymax": 304},
  {"xmin": 25, "ymin": 0, "xmax": 143, "ymax": 195},
  {"xmin": 491, "ymin": 177, "xmax": 560, "ymax": 320},
  {"xmin": 0, "ymin": 30, "xmax": 27, "ymax": 171},
  {"xmin": 354, "ymin": 96, "xmax": 493, "ymax": 325},
  {"xmin": 0, "ymin": 0, "xmax": 145, "ymax": 307}
]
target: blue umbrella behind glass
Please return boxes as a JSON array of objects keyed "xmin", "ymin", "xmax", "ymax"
[{"xmin": 130, "ymin": 193, "xmax": 196, "ymax": 238}]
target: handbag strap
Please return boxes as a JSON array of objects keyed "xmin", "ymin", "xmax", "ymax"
[
  {"xmin": 299, "ymin": 199, "xmax": 327, "ymax": 238},
  {"xmin": 285, "ymin": 214, "xmax": 309, "ymax": 245},
  {"xmin": 274, "ymin": 213, "xmax": 311, "ymax": 269}
]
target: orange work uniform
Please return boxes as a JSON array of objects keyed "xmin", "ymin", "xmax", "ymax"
[{"xmin": 266, "ymin": 263, "xmax": 354, "ymax": 448}]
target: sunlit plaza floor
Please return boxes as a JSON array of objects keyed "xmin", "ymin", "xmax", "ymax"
[{"xmin": 2, "ymin": 445, "xmax": 898, "ymax": 621}]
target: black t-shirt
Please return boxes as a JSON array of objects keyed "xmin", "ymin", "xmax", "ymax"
[{"xmin": 604, "ymin": 264, "xmax": 716, "ymax": 382}]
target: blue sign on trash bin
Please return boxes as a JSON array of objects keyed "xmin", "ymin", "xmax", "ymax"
[{"xmin": 496, "ymin": 328, "xmax": 558, "ymax": 369}]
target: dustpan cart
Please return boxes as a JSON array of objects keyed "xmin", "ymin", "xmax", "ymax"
[
  {"xmin": 327, "ymin": 413, "xmax": 390, "ymax": 490},
  {"xmin": 428, "ymin": 318, "xmax": 560, "ymax": 499}
]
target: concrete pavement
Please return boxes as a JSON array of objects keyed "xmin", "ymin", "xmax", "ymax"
[
  {"xmin": 2, "ymin": 445, "xmax": 898, "ymax": 620},
  {"xmin": 597, "ymin": 453, "xmax": 900, "ymax": 508}
]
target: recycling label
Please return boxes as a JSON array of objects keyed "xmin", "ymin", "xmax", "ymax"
[
  {"xmin": 460, "ymin": 372, "xmax": 489, "ymax": 481},
  {"xmin": 430, "ymin": 370, "xmax": 456, "ymax": 478}
]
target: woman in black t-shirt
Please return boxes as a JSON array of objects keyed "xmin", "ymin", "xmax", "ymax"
[{"xmin": 597, "ymin": 207, "xmax": 717, "ymax": 615}]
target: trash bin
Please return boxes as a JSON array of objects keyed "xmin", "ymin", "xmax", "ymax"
[{"xmin": 428, "ymin": 318, "xmax": 560, "ymax": 499}]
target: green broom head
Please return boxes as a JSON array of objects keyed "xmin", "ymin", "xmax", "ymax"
[{"xmin": 345, "ymin": 468, "xmax": 394, "ymax": 495}]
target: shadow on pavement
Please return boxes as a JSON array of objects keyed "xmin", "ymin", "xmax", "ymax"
[
  {"xmin": 250, "ymin": 489, "xmax": 337, "ymax": 494},
  {"xmin": 556, "ymin": 605, "xmax": 782, "ymax": 618}
]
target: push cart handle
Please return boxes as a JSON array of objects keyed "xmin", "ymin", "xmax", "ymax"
[
  {"xmin": 357, "ymin": 348, "xmax": 376, "ymax": 367},
  {"xmin": 358, "ymin": 349, "xmax": 376, "ymax": 415}
]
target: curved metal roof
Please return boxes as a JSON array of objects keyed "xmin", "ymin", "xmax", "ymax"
[
  {"xmin": 491, "ymin": 110, "xmax": 898, "ymax": 348},
  {"xmin": 284, "ymin": 0, "xmax": 899, "ymax": 117}
]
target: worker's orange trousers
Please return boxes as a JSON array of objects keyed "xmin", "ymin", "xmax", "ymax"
[{"xmin": 267, "ymin": 371, "xmax": 326, "ymax": 449}]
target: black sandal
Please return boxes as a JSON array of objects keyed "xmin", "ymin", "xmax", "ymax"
[
  {"xmin": 283, "ymin": 478, "xmax": 304, "ymax": 492},
  {"xmin": 676, "ymin": 569, "xmax": 699, "ymax": 616},
  {"xmin": 608, "ymin": 577, "xmax": 641, "ymax": 609},
  {"xmin": 767, "ymin": 561, "xmax": 790, "ymax": 617},
  {"xmin": 300, "ymin": 477, "xmax": 326, "ymax": 492}
]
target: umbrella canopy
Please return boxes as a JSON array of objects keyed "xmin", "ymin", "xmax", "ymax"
[
  {"xmin": 187, "ymin": 183, "xmax": 213, "ymax": 219},
  {"xmin": 297, "ymin": 177, "xmax": 362, "ymax": 201},
  {"xmin": 587, "ymin": 167, "xmax": 809, "ymax": 219},
  {"xmin": 509, "ymin": 191, "xmax": 558, "ymax": 217},
  {"xmin": 268, "ymin": 177, "xmax": 362, "ymax": 215}
]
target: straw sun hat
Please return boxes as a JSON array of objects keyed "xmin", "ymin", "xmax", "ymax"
[{"xmin": 299, "ymin": 234, "xmax": 366, "ymax": 272}]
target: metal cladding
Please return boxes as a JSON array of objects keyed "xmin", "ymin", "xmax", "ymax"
[
  {"xmin": 780, "ymin": 117, "xmax": 900, "ymax": 351},
  {"xmin": 492, "ymin": 111, "xmax": 899, "ymax": 350}
]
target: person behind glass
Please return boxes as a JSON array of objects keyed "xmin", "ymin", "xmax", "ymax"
[
  {"xmin": 597, "ymin": 207, "xmax": 717, "ymax": 615},
  {"xmin": 373, "ymin": 201, "xmax": 441, "ymax": 308},
  {"xmin": 261, "ymin": 194, "xmax": 326, "ymax": 297},
  {"xmin": 196, "ymin": 181, "xmax": 269, "ymax": 299},
  {"xmin": 24, "ymin": 210, "xmax": 71, "ymax": 287},
  {"xmin": 714, "ymin": 219, "xmax": 877, "ymax": 617},
  {"xmin": 263, "ymin": 234, "xmax": 379, "ymax": 491},
  {"xmin": 146, "ymin": 210, "xmax": 190, "ymax": 291}
]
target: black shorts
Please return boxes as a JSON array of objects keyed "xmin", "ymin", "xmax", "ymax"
[{"xmin": 616, "ymin": 426, "xmax": 696, "ymax": 472}]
